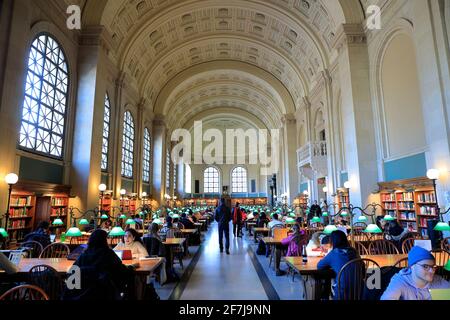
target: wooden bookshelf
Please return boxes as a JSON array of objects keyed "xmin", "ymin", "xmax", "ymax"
[
  {"xmin": 49, "ymin": 194, "xmax": 69, "ymax": 234},
  {"xmin": 7, "ymin": 192, "xmax": 36, "ymax": 243},
  {"xmin": 378, "ymin": 177, "xmax": 438, "ymax": 239},
  {"xmin": 293, "ymin": 195, "xmax": 308, "ymax": 210},
  {"xmin": 120, "ymin": 195, "xmax": 137, "ymax": 214},
  {"xmin": 99, "ymin": 192, "xmax": 112, "ymax": 215},
  {"xmin": 336, "ymin": 188, "xmax": 349, "ymax": 209}
]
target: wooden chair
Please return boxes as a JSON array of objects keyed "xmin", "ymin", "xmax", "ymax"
[
  {"xmin": 108, "ymin": 236, "xmax": 122, "ymax": 246},
  {"xmin": 309, "ymin": 222, "xmax": 324, "ymax": 230},
  {"xmin": 18, "ymin": 241, "xmax": 44, "ymax": 258},
  {"xmin": 442, "ymin": 237, "xmax": 450, "ymax": 252},
  {"xmin": 29, "ymin": 265, "xmax": 64, "ymax": 300},
  {"xmin": 401, "ymin": 237, "xmax": 416, "ymax": 254},
  {"xmin": 348, "ymin": 230, "xmax": 370, "ymax": 242},
  {"xmin": 353, "ymin": 222, "xmax": 367, "ymax": 230},
  {"xmin": 432, "ymin": 249, "xmax": 450, "ymax": 267},
  {"xmin": 393, "ymin": 257, "xmax": 409, "ymax": 269},
  {"xmin": 353, "ymin": 241, "xmax": 369, "ymax": 256},
  {"xmin": 172, "ymin": 228, "xmax": 185, "ymax": 269},
  {"xmin": 69, "ymin": 235, "xmax": 89, "ymax": 245},
  {"xmin": 368, "ymin": 240, "xmax": 399, "ymax": 255},
  {"xmin": 337, "ymin": 258, "xmax": 380, "ymax": 300},
  {"xmin": 0, "ymin": 284, "xmax": 49, "ymax": 301},
  {"xmin": 39, "ymin": 243, "xmax": 70, "ymax": 259}
]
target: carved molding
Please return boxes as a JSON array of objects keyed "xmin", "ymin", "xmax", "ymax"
[
  {"xmin": 333, "ymin": 24, "xmax": 367, "ymax": 53},
  {"xmin": 79, "ymin": 26, "xmax": 114, "ymax": 54}
]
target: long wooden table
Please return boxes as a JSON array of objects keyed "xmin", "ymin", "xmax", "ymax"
[{"xmin": 284, "ymin": 254, "xmax": 409, "ymax": 300}]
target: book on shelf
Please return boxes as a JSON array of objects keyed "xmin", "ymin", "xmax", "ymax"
[
  {"xmin": 417, "ymin": 192, "xmax": 436, "ymax": 203},
  {"xmin": 400, "ymin": 221, "xmax": 417, "ymax": 232},
  {"xmin": 51, "ymin": 197, "xmax": 68, "ymax": 206},
  {"xmin": 418, "ymin": 206, "xmax": 437, "ymax": 216},
  {"xmin": 9, "ymin": 207, "xmax": 30, "ymax": 218},
  {"xmin": 397, "ymin": 192, "xmax": 414, "ymax": 201},
  {"xmin": 11, "ymin": 196, "xmax": 31, "ymax": 207},
  {"xmin": 383, "ymin": 202, "xmax": 397, "ymax": 210},
  {"xmin": 381, "ymin": 193, "xmax": 395, "ymax": 201}
]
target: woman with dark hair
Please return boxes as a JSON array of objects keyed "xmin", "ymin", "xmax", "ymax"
[
  {"xmin": 64, "ymin": 229, "xmax": 136, "ymax": 300},
  {"xmin": 317, "ymin": 230, "xmax": 361, "ymax": 300},
  {"xmin": 160, "ymin": 216, "xmax": 176, "ymax": 239},
  {"xmin": 114, "ymin": 228, "xmax": 149, "ymax": 259},
  {"xmin": 385, "ymin": 220, "xmax": 408, "ymax": 250}
]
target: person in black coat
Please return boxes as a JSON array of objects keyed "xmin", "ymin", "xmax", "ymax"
[
  {"xmin": 309, "ymin": 200, "xmax": 322, "ymax": 221},
  {"xmin": 214, "ymin": 198, "xmax": 232, "ymax": 254},
  {"xmin": 23, "ymin": 221, "xmax": 51, "ymax": 249},
  {"xmin": 63, "ymin": 229, "xmax": 136, "ymax": 300},
  {"xmin": 180, "ymin": 213, "xmax": 195, "ymax": 229}
]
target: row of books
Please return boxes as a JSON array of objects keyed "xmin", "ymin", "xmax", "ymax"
[
  {"xmin": 419, "ymin": 206, "xmax": 437, "ymax": 215},
  {"xmin": 381, "ymin": 194, "xmax": 395, "ymax": 201},
  {"xmin": 401, "ymin": 221, "xmax": 417, "ymax": 232},
  {"xmin": 399, "ymin": 212, "xmax": 416, "ymax": 220},
  {"xmin": 51, "ymin": 197, "xmax": 68, "ymax": 206},
  {"xmin": 397, "ymin": 192, "xmax": 414, "ymax": 201},
  {"xmin": 9, "ymin": 208, "xmax": 30, "ymax": 217},
  {"xmin": 417, "ymin": 192, "xmax": 436, "ymax": 203},
  {"xmin": 398, "ymin": 203, "xmax": 415, "ymax": 210},
  {"xmin": 421, "ymin": 229, "xmax": 429, "ymax": 238},
  {"xmin": 383, "ymin": 203, "xmax": 397, "ymax": 210},
  {"xmin": 8, "ymin": 220, "xmax": 28, "ymax": 229},
  {"xmin": 10, "ymin": 196, "xmax": 31, "ymax": 206}
]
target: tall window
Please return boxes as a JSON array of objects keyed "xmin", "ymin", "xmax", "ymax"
[
  {"xmin": 232, "ymin": 167, "xmax": 248, "ymax": 193},
  {"xmin": 166, "ymin": 149, "xmax": 171, "ymax": 191},
  {"xmin": 185, "ymin": 164, "xmax": 191, "ymax": 194},
  {"xmin": 173, "ymin": 164, "xmax": 177, "ymax": 191},
  {"xmin": 121, "ymin": 111, "xmax": 134, "ymax": 178},
  {"xmin": 142, "ymin": 128, "xmax": 151, "ymax": 183},
  {"xmin": 19, "ymin": 34, "xmax": 69, "ymax": 158},
  {"xmin": 101, "ymin": 94, "xmax": 111, "ymax": 171},
  {"xmin": 204, "ymin": 167, "xmax": 220, "ymax": 193}
]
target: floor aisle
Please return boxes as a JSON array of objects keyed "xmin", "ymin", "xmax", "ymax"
[{"xmin": 179, "ymin": 222, "xmax": 269, "ymax": 300}]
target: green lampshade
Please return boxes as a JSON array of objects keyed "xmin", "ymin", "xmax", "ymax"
[
  {"xmin": 289, "ymin": 212, "xmax": 296, "ymax": 218},
  {"xmin": 322, "ymin": 211, "xmax": 329, "ymax": 217},
  {"xmin": 172, "ymin": 214, "xmax": 180, "ymax": 219},
  {"xmin": 364, "ymin": 224, "xmax": 383, "ymax": 233},
  {"xmin": 101, "ymin": 214, "xmax": 109, "ymax": 219},
  {"xmin": 324, "ymin": 225, "xmax": 338, "ymax": 235},
  {"xmin": 383, "ymin": 214, "xmax": 395, "ymax": 221},
  {"xmin": 125, "ymin": 219, "xmax": 136, "ymax": 225},
  {"xmin": 79, "ymin": 219, "xmax": 89, "ymax": 225},
  {"xmin": 311, "ymin": 216, "xmax": 321, "ymax": 223},
  {"xmin": 305, "ymin": 209, "xmax": 310, "ymax": 214},
  {"xmin": 139, "ymin": 211, "xmax": 145, "ymax": 217},
  {"xmin": 119, "ymin": 214, "xmax": 127, "ymax": 219},
  {"xmin": 285, "ymin": 218, "xmax": 295, "ymax": 224},
  {"xmin": 66, "ymin": 227, "xmax": 82, "ymax": 237},
  {"xmin": 153, "ymin": 218, "xmax": 163, "ymax": 225},
  {"xmin": 340, "ymin": 211, "xmax": 348, "ymax": 217},
  {"xmin": 53, "ymin": 218, "xmax": 64, "ymax": 226},
  {"xmin": 0, "ymin": 228, "xmax": 8, "ymax": 238},
  {"xmin": 434, "ymin": 222, "xmax": 450, "ymax": 232},
  {"xmin": 445, "ymin": 260, "xmax": 450, "ymax": 272},
  {"xmin": 109, "ymin": 226, "xmax": 126, "ymax": 237},
  {"xmin": 358, "ymin": 215, "xmax": 368, "ymax": 222}
]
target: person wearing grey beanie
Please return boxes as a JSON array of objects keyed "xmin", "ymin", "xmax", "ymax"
[{"xmin": 381, "ymin": 246, "xmax": 450, "ymax": 300}]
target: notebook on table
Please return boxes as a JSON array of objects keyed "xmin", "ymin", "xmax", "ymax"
[{"xmin": 430, "ymin": 289, "xmax": 450, "ymax": 300}]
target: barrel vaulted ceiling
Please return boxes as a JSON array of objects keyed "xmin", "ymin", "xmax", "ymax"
[{"xmin": 74, "ymin": 0, "xmax": 366, "ymax": 130}]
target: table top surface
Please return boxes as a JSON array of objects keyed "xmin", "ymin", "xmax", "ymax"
[
  {"xmin": 254, "ymin": 228, "xmax": 270, "ymax": 232},
  {"xmin": 12, "ymin": 257, "xmax": 163, "ymax": 275},
  {"xmin": 163, "ymin": 238, "xmax": 186, "ymax": 245},
  {"xmin": 181, "ymin": 229, "xmax": 198, "ymax": 234},
  {"xmin": 284, "ymin": 254, "xmax": 409, "ymax": 275}
]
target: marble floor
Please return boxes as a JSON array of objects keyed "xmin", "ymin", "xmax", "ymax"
[{"xmin": 162, "ymin": 222, "xmax": 303, "ymax": 300}]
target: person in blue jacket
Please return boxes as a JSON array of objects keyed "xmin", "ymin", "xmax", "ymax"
[
  {"xmin": 381, "ymin": 246, "xmax": 450, "ymax": 300},
  {"xmin": 214, "ymin": 198, "xmax": 232, "ymax": 255},
  {"xmin": 317, "ymin": 230, "xmax": 360, "ymax": 300}
]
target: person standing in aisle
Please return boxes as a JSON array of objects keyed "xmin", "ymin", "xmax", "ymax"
[
  {"xmin": 215, "ymin": 198, "xmax": 232, "ymax": 254},
  {"xmin": 232, "ymin": 202, "xmax": 243, "ymax": 238}
]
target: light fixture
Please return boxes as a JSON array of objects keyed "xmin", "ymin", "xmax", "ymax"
[
  {"xmin": 4, "ymin": 173, "xmax": 19, "ymax": 185},
  {"xmin": 426, "ymin": 169, "xmax": 440, "ymax": 180},
  {"xmin": 0, "ymin": 228, "xmax": 8, "ymax": 238},
  {"xmin": 383, "ymin": 214, "xmax": 395, "ymax": 221},
  {"xmin": 79, "ymin": 219, "xmax": 89, "ymax": 225},
  {"xmin": 445, "ymin": 260, "xmax": 450, "ymax": 272},
  {"xmin": 340, "ymin": 211, "xmax": 349, "ymax": 217},
  {"xmin": 125, "ymin": 218, "xmax": 136, "ymax": 225},
  {"xmin": 52, "ymin": 218, "xmax": 64, "ymax": 226},
  {"xmin": 120, "ymin": 189, "xmax": 127, "ymax": 196},
  {"xmin": 119, "ymin": 214, "xmax": 127, "ymax": 219},
  {"xmin": 324, "ymin": 225, "xmax": 338, "ymax": 235},
  {"xmin": 285, "ymin": 217, "xmax": 296, "ymax": 224},
  {"xmin": 344, "ymin": 181, "xmax": 351, "ymax": 189},
  {"xmin": 434, "ymin": 222, "xmax": 450, "ymax": 232},
  {"xmin": 364, "ymin": 224, "xmax": 383, "ymax": 233},
  {"xmin": 323, "ymin": 186, "xmax": 328, "ymax": 193},
  {"xmin": 303, "ymin": 190, "xmax": 309, "ymax": 196},
  {"xmin": 109, "ymin": 226, "xmax": 126, "ymax": 237},
  {"xmin": 98, "ymin": 184, "xmax": 107, "ymax": 192},
  {"xmin": 142, "ymin": 192, "xmax": 147, "ymax": 198},
  {"xmin": 101, "ymin": 213, "xmax": 109, "ymax": 219},
  {"xmin": 66, "ymin": 227, "xmax": 82, "ymax": 237},
  {"xmin": 322, "ymin": 211, "xmax": 329, "ymax": 217},
  {"xmin": 358, "ymin": 215, "xmax": 368, "ymax": 222},
  {"xmin": 311, "ymin": 216, "xmax": 321, "ymax": 223}
]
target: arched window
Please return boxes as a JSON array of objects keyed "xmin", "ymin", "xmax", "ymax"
[
  {"xmin": 19, "ymin": 34, "xmax": 69, "ymax": 158},
  {"xmin": 204, "ymin": 167, "xmax": 220, "ymax": 193},
  {"xmin": 121, "ymin": 111, "xmax": 134, "ymax": 178},
  {"xmin": 142, "ymin": 128, "xmax": 151, "ymax": 183},
  {"xmin": 101, "ymin": 94, "xmax": 111, "ymax": 171},
  {"xmin": 185, "ymin": 164, "xmax": 192, "ymax": 194},
  {"xmin": 232, "ymin": 167, "xmax": 248, "ymax": 193},
  {"xmin": 166, "ymin": 149, "xmax": 171, "ymax": 191},
  {"xmin": 173, "ymin": 164, "xmax": 177, "ymax": 191}
]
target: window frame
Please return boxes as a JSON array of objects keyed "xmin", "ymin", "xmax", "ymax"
[
  {"xmin": 101, "ymin": 93, "xmax": 111, "ymax": 171},
  {"xmin": 121, "ymin": 110, "xmax": 135, "ymax": 179},
  {"xmin": 142, "ymin": 127, "xmax": 151, "ymax": 183},
  {"xmin": 231, "ymin": 166, "xmax": 248, "ymax": 194},
  {"xmin": 204, "ymin": 166, "xmax": 220, "ymax": 194}
]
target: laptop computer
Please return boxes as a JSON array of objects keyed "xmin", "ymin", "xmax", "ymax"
[
  {"xmin": 0, "ymin": 250, "xmax": 25, "ymax": 266},
  {"xmin": 50, "ymin": 234, "xmax": 56, "ymax": 243},
  {"xmin": 430, "ymin": 289, "xmax": 450, "ymax": 300}
]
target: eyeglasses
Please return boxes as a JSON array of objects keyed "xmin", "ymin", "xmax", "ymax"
[{"xmin": 417, "ymin": 263, "xmax": 438, "ymax": 272}]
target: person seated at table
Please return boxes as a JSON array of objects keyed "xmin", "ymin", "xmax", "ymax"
[
  {"xmin": 268, "ymin": 214, "xmax": 283, "ymax": 230},
  {"xmin": 133, "ymin": 214, "xmax": 144, "ymax": 229},
  {"xmin": 317, "ymin": 230, "xmax": 361, "ymax": 300},
  {"xmin": 143, "ymin": 223, "xmax": 165, "ymax": 257},
  {"xmin": 273, "ymin": 224, "xmax": 307, "ymax": 277},
  {"xmin": 381, "ymin": 246, "xmax": 450, "ymax": 300},
  {"xmin": 180, "ymin": 213, "xmax": 195, "ymax": 229},
  {"xmin": 23, "ymin": 221, "xmax": 51, "ymax": 249},
  {"xmin": 0, "ymin": 251, "xmax": 18, "ymax": 274},
  {"xmin": 306, "ymin": 232, "xmax": 324, "ymax": 257},
  {"xmin": 114, "ymin": 229, "xmax": 149, "ymax": 259},
  {"xmin": 189, "ymin": 211, "xmax": 198, "ymax": 223},
  {"xmin": 100, "ymin": 219, "xmax": 113, "ymax": 232},
  {"xmin": 64, "ymin": 229, "xmax": 136, "ymax": 300},
  {"xmin": 247, "ymin": 210, "xmax": 255, "ymax": 221},
  {"xmin": 384, "ymin": 220, "xmax": 408, "ymax": 250},
  {"xmin": 160, "ymin": 216, "xmax": 177, "ymax": 239},
  {"xmin": 320, "ymin": 235, "xmax": 331, "ymax": 254}
]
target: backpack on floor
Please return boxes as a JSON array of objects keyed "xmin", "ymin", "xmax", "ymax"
[{"xmin": 256, "ymin": 240, "xmax": 266, "ymax": 255}]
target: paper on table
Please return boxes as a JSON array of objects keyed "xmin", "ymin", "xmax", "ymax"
[{"xmin": 414, "ymin": 240, "xmax": 432, "ymax": 251}]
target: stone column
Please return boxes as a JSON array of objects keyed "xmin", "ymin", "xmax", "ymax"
[
  {"xmin": 71, "ymin": 27, "xmax": 112, "ymax": 211},
  {"xmin": 282, "ymin": 114, "xmax": 298, "ymax": 204},
  {"xmin": 152, "ymin": 115, "xmax": 166, "ymax": 206},
  {"xmin": 332, "ymin": 24, "xmax": 378, "ymax": 206},
  {"xmin": 135, "ymin": 99, "xmax": 146, "ymax": 197}
]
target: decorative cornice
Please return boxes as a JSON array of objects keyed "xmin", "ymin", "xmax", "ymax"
[
  {"xmin": 333, "ymin": 24, "xmax": 367, "ymax": 53},
  {"xmin": 281, "ymin": 113, "xmax": 296, "ymax": 126},
  {"xmin": 153, "ymin": 114, "xmax": 166, "ymax": 127},
  {"xmin": 79, "ymin": 26, "xmax": 113, "ymax": 54}
]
